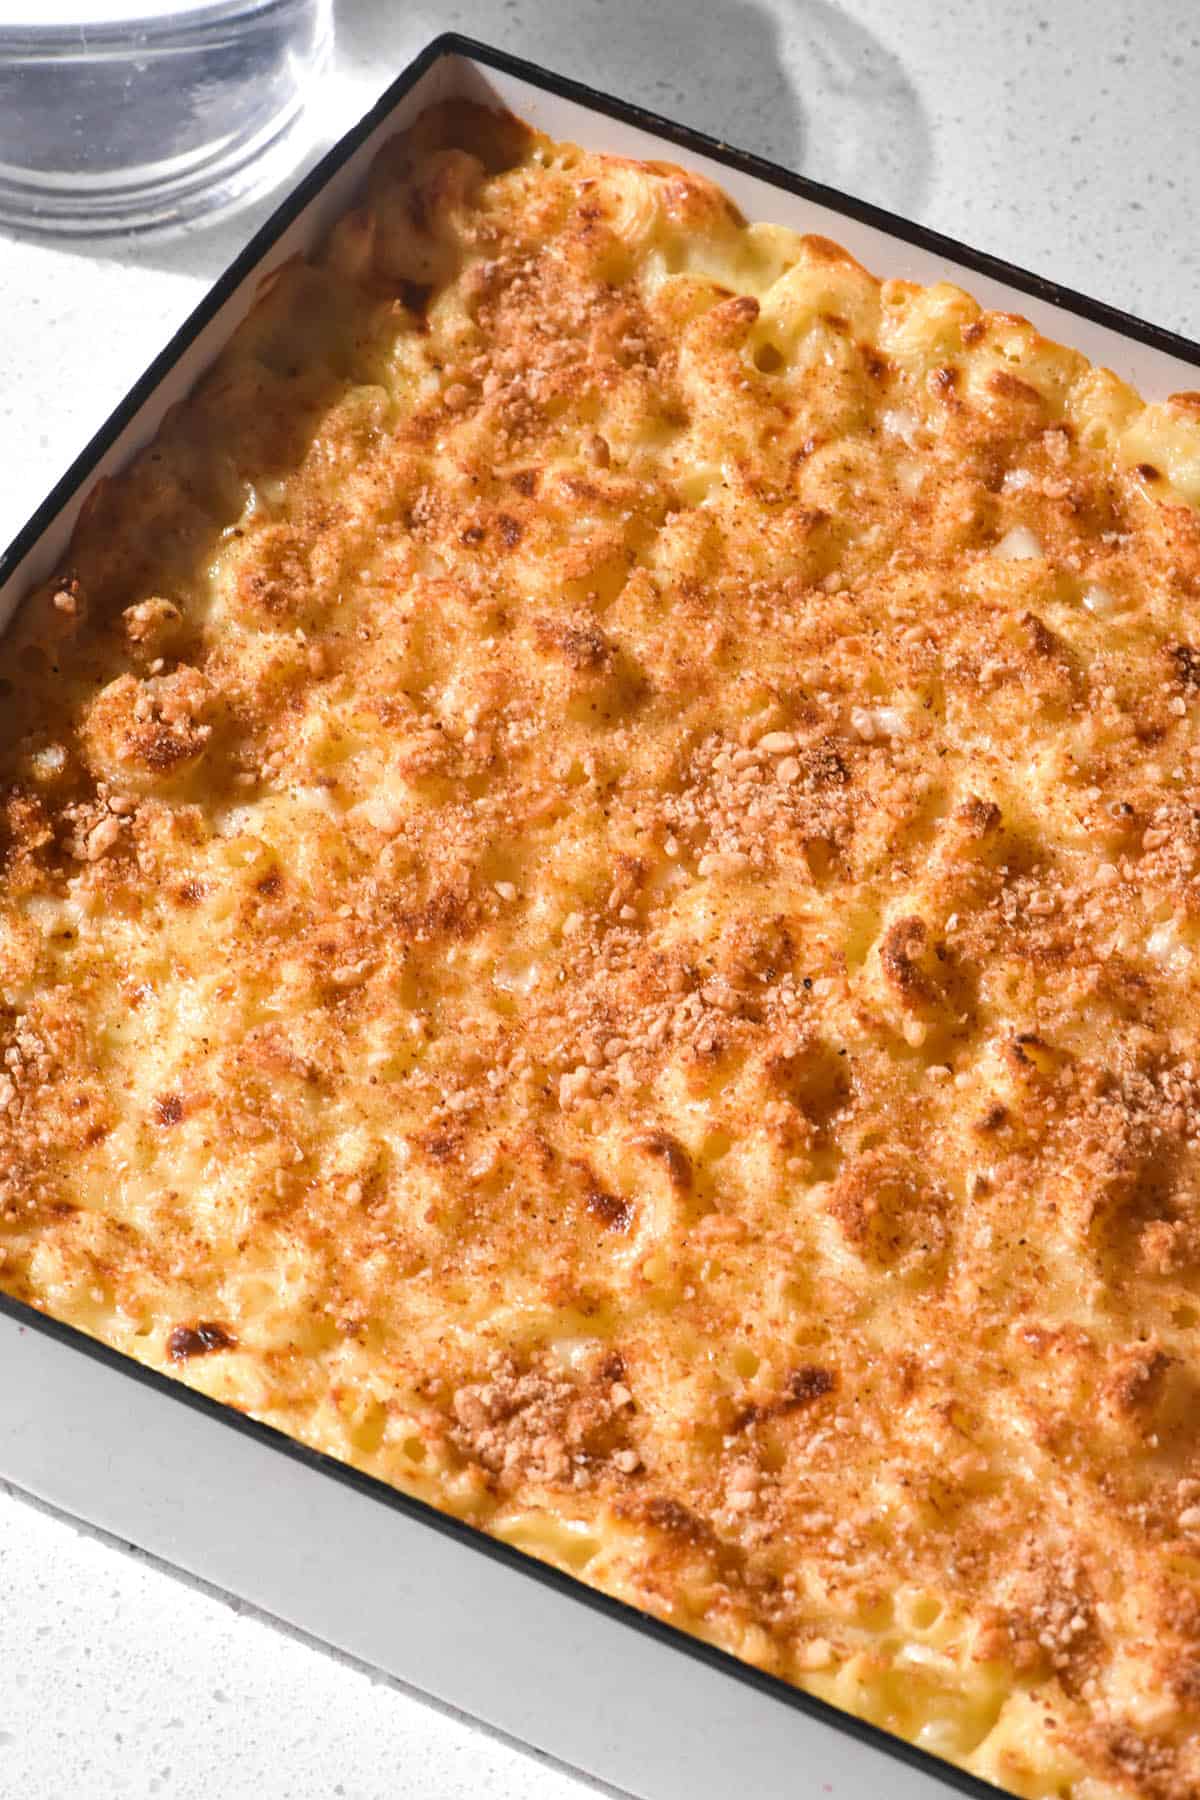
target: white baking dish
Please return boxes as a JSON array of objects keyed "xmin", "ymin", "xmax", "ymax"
[{"xmin": 2, "ymin": 37, "xmax": 1199, "ymax": 1800}]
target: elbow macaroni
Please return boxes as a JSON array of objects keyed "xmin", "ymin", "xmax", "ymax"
[{"xmin": 1, "ymin": 99, "xmax": 1199, "ymax": 1800}]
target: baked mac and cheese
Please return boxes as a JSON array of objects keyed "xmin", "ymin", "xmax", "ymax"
[{"xmin": 3, "ymin": 100, "xmax": 1200, "ymax": 1799}]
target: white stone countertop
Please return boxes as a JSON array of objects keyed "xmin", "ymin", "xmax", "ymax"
[{"xmin": 0, "ymin": 2, "xmax": 1196, "ymax": 1794}]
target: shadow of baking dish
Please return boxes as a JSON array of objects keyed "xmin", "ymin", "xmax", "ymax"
[
  {"xmin": 346, "ymin": 0, "xmax": 933, "ymax": 216},
  {"xmin": 343, "ymin": 0, "xmax": 931, "ymax": 215},
  {"xmin": 42, "ymin": 0, "xmax": 929, "ymax": 280}
]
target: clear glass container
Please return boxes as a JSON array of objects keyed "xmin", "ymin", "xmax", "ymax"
[{"xmin": 0, "ymin": 0, "xmax": 332, "ymax": 237}]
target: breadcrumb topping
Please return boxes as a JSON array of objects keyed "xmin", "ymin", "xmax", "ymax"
[{"xmin": 2, "ymin": 100, "xmax": 1200, "ymax": 1799}]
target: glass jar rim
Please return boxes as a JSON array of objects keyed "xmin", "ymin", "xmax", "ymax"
[{"xmin": 2, "ymin": 0, "xmax": 300, "ymax": 26}]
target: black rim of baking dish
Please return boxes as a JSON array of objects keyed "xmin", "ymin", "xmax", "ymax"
[{"xmin": 2, "ymin": 32, "xmax": 1191, "ymax": 1797}]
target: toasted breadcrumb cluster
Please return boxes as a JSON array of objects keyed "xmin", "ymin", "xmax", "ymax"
[{"xmin": 4, "ymin": 100, "xmax": 1200, "ymax": 1799}]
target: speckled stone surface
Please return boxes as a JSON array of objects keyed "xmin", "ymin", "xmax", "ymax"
[
  {"xmin": 0, "ymin": 2, "xmax": 1196, "ymax": 1794},
  {"xmin": 0, "ymin": 1486, "xmax": 597, "ymax": 1799}
]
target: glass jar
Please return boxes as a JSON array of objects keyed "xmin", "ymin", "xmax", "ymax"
[{"xmin": 0, "ymin": 0, "xmax": 333, "ymax": 236}]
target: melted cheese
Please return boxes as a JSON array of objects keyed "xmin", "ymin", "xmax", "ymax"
[{"xmin": 2, "ymin": 99, "xmax": 1200, "ymax": 1800}]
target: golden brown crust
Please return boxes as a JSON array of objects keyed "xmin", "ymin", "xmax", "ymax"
[{"xmin": 3, "ymin": 98, "xmax": 1200, "ymax": 1798}]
